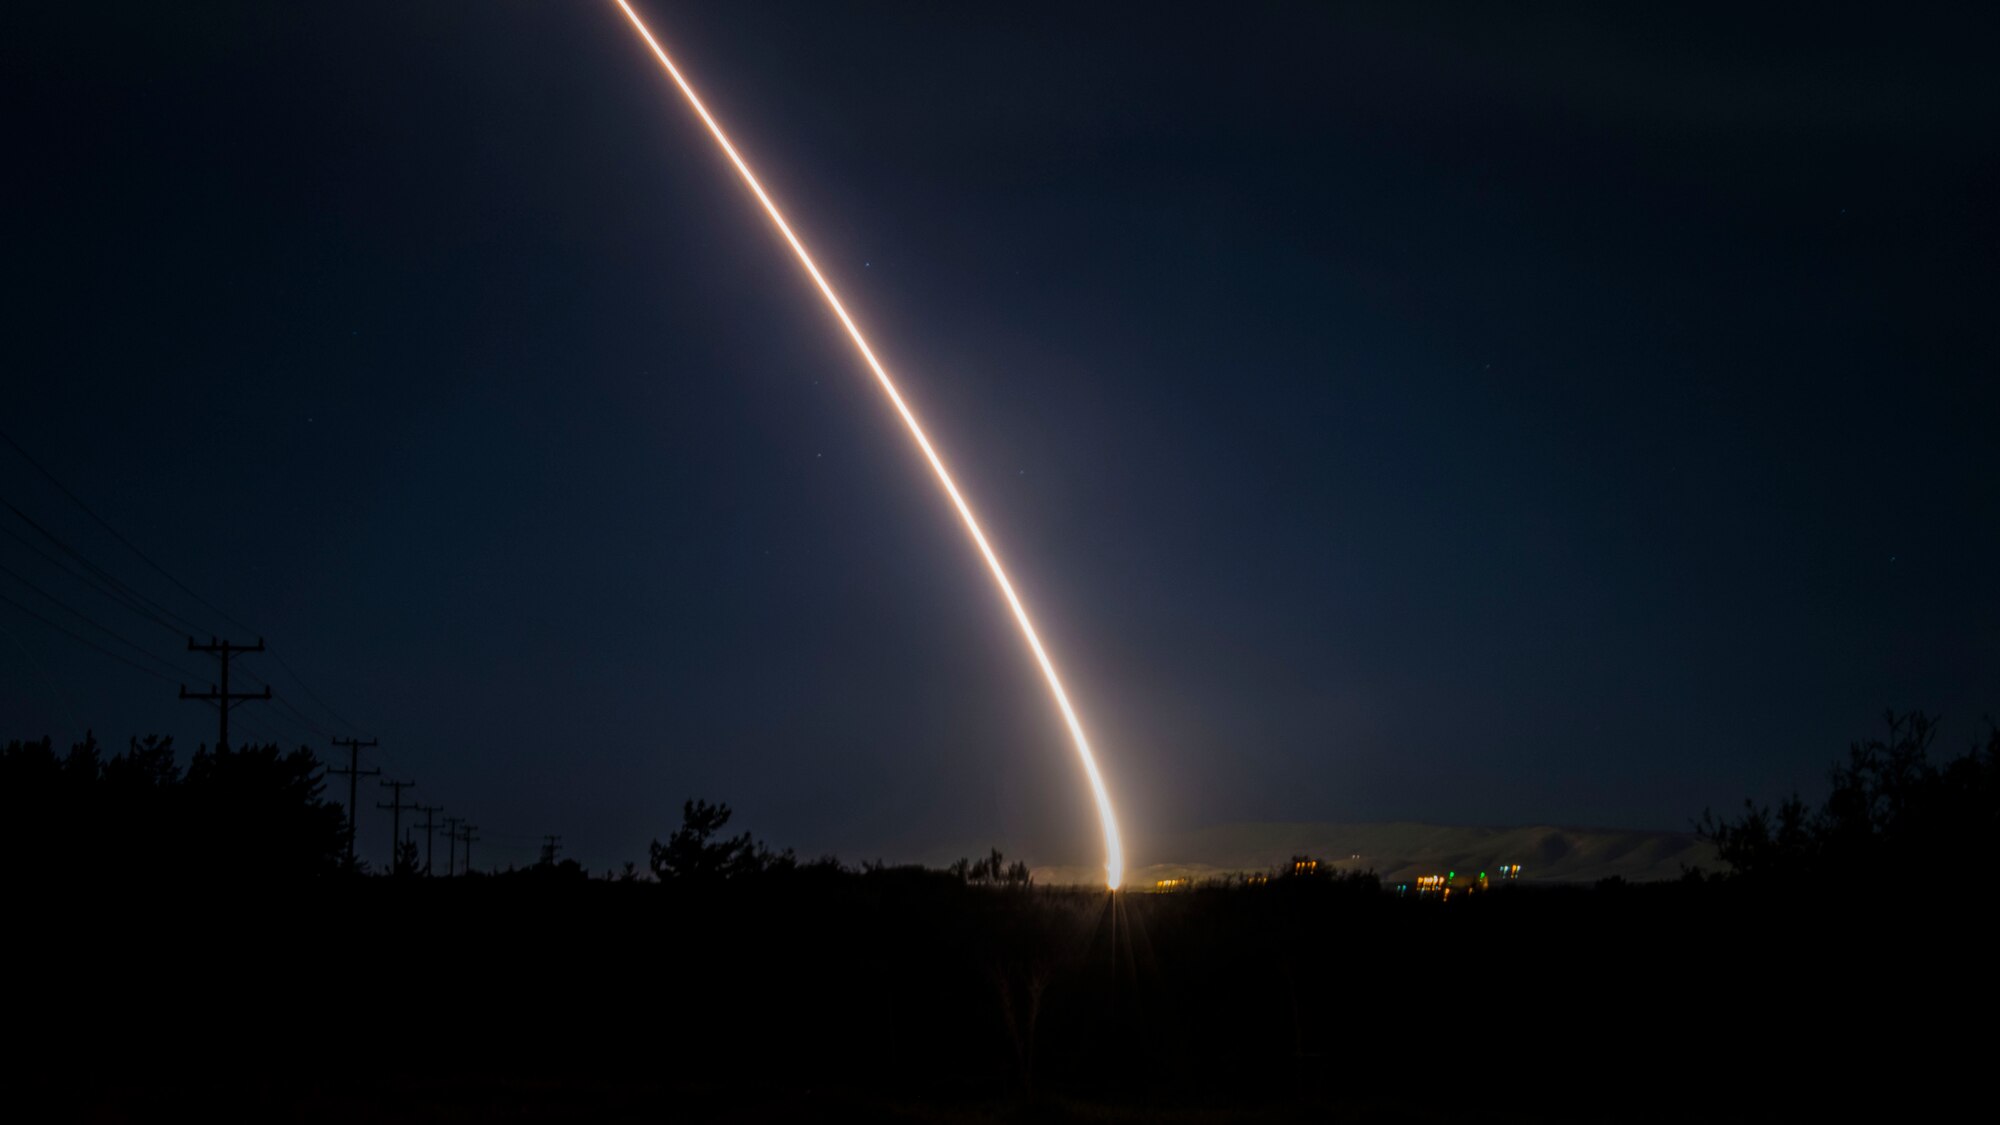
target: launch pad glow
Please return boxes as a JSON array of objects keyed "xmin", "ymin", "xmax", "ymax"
[{"xmin": 612, "ymin": 1, "xmax": 1127, "ymax": 889}]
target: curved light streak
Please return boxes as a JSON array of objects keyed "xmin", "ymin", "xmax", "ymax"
[{"xmin": 612, "ymin": 1, "xmax": 1125, "ymax": 889}]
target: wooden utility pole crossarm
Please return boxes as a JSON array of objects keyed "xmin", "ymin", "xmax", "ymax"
[{"xmin": 178, "ymin": 636, "xmax": 270, "ymax": 750}]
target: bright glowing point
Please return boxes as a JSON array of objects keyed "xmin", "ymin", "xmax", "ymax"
[{"xmin": 612, "ymin": 1, "xmax": 1126, "ymax": 890}]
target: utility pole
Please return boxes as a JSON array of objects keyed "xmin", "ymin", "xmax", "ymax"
[
  {"xmin": 539, "ymin": 835, "xmax": 562, "ymax": 867},
  {"xmin": 378, "ymin": 779, "xmax": 416, "ymax": 873},
  {"xmin": 411, "ymin": 804, "xmax": 445, "ymax": 876},
  {"xmin": 440, "ymin": 816, "xmax": 463, "ymax": 876},
  {"xmin": 178, "ymin": 637, "xmax": 270, "ymax": 750},
  {"xmin": 458, "ymin": 823, "xmax": 480, "ymax": 876},
  {"xmin": 328, "ymin": 736, "xmax": 379, "ymax": 868}
]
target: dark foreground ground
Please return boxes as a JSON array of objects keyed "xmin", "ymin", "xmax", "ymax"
[{"xmin": 11, "ymin": 871, "xmax": 1985, "ymax": 1122}]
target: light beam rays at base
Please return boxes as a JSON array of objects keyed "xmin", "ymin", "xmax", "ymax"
[{"xmin": 611, "ymin": 0, "xmax": 1126, "ymax": 889}]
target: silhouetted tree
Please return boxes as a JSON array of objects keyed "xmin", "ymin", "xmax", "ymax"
[
  {"xmin": 0, "ymin": 737, "xmax": 62, "ymax": 875},
  {"xmin": 649, "ymin": 799, "xmax": 784, "ymax": 881},
  {"xmin": 104, "ymin": 733, "xmax": 180, "ymax": 789},
  {"xmin": 1700, "ymin": 710, "xmax": 2000, "ymax": 885},
  {"xmin": 393, "ymin": 836, "xmax": 421, "ymax": 877},
  {"xmin": 100, "ymin": 735, "xmax": 181, "ymax": 879},
  {"xmin": 183, "ymin": 740, "xmax": 346, "ymax": 880},
  {"xmin": 62, "ymin": 731, "xmax": 101, "ymax": 784}
]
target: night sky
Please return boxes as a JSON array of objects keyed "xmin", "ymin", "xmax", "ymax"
[{"xmin": 4, "ymin": 1, "xmax": 1994, "ymax": 875}]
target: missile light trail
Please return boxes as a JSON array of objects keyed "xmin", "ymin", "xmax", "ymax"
[{"xmin": 611, "ymin": 0, "xmax": 1127, "ymax": 889}]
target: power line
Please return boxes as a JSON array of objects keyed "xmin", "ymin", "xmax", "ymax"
[
  {"xmin": 267, "ymin": 649, "xmax": 369, "ymax": 737},
  {"xmin": 5, "ymin": 509, "xmax": 291, "ymax": 709},
  {"xmin": 2, "ymin": 430, "xmax": 375, "ymax": 751},
  {"xmin": 226, "ymin": 658, "xmax": 372, "ymax": 751},
  {"xmin": 0, "ymin": 613, "xmax": 87, "ymax": 734},
  {"xmin": 3, "ymin": 580, "xmax": 294, "ymax": 748},
  {"xmin": 224, "ymin": 691, "xmax": 316, "ymax": 749},
  {"xmin": 0, "ymin": 562, "xmax": 209, "ymax": 682},
  {"xmin": 0, "ymin": 519, "xmax": 193, "ymax": 641},
  {"xmin": 7, "ymin": 520, "xmax": 346, "ymax": 749},
  {"xmin": 268, "ymin": 695, "xmax": 329, "ymax": 739},
  {"xmin": 228, "ymin": 707, "xmax": 287, "ymax": 748},
  {"xmin": 2, "ymin": 504, "xmax": 322, "ymax": 749},
  {"xmin": 3, "ymin": 536, "xmax": 315, "ymax": 751},
  {"xmin": 0, "ymin": 427, "xmax": 255, "ymax": 636},
  {"xmin": 1, "ymin": 498, "xmax": 209, "ymax": 637},
  {"xmin": 0, "ymin": 589, "xmax": 182, "ymax": 683},
  {"xmin": 4, "ymin": 450, "xmax": 405, "ymax": 815}
]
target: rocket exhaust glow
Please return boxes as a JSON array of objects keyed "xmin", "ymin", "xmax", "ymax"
[{"xmin": 612, "ymin": 1, "xmax": 1127, "ymax": 889}]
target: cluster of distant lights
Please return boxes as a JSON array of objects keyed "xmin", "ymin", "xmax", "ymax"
[
  {"xmin": 1148, "ymin": 859, "xmax": 1526, "ymax": 895},
  {"xmin": 1396, "ymin": 865, "xmax": 1523, "ymax": 899}
]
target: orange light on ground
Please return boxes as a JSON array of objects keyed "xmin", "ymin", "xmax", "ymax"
[{"xmin": 611, "ymin": 1, "xmax": 1127, "ymax": 889}]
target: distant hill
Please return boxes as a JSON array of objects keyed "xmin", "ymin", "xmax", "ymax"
[{"xmin": 1034, "ymin": 821, "xmax": 1715, "ymax": 888}]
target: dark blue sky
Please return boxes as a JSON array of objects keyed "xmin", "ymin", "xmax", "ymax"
[{"xmin": 4, "ymin": 1, "xmax": 1994, "ymax": 874}]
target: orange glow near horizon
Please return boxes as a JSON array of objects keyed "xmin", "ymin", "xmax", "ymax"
[{"xmin": 611, "ymin": 1, "xmax": 1126, "ymax": 889}]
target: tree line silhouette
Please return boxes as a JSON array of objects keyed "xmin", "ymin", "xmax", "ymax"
[
  {"xmin": 6, "ymin": 710, "xmax": 1991, "ymax": 1119},
  {"xmin": 0, "ymin": 732, "xmax": 343, "ymax": 883},
  {"xmin": 7, "ymin": 709, "xmax": 1995, "ymax": 892},
  {"xmin": 0, "ymin": 736, "xmax": 1099, "ymax": 890}
]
